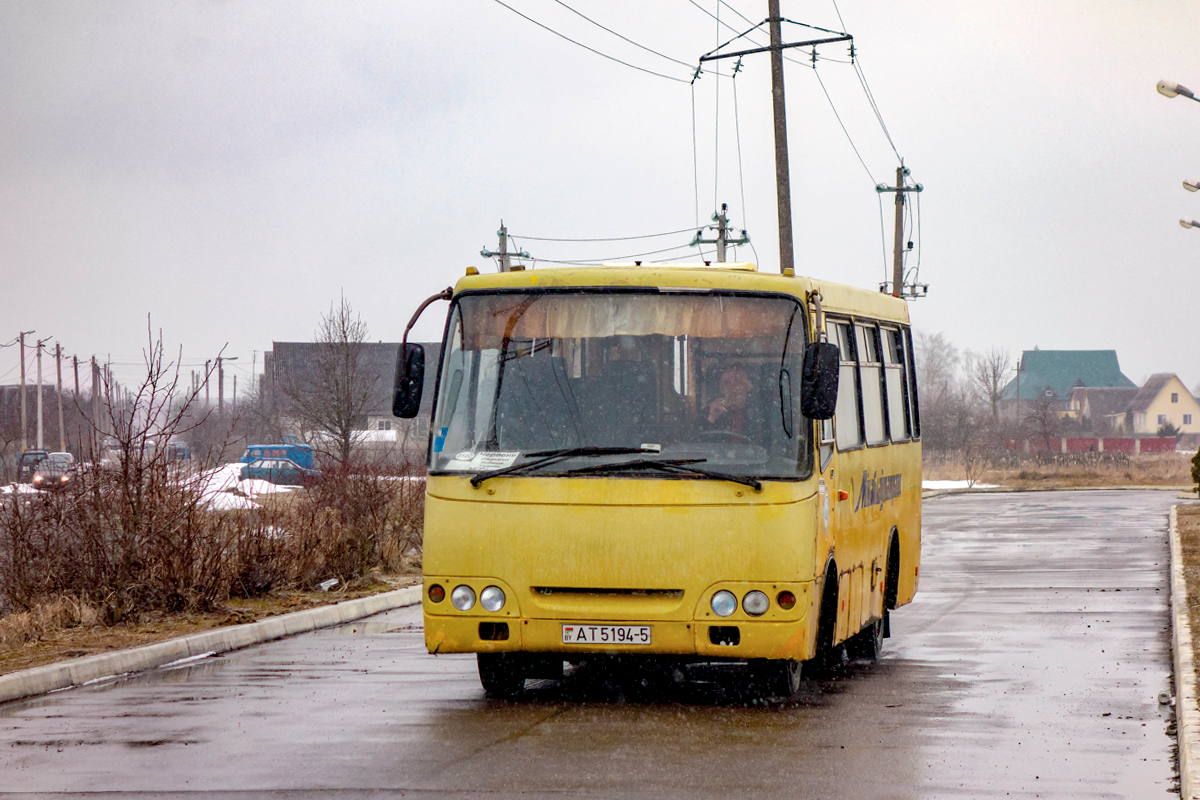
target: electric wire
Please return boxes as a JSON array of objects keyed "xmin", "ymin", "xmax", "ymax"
[
  {"xmin": 547, "ymin": 0, "xmax": 694, "ymax": 68},
  {"xmin": 732, "ymin": 62, "xmax": 748, "ymax": 229},
  {"xmin": 813, "ymin": 67, "xmax": 876, "ymax": 185},
  {"xmin": 506, "ymin": 227, "xmax": 696, "ymax": 243},
  {"xmin": 713, "ymin": 1, "xmax": 721, "ymax": 211},
  {"xmin": 826, "ymin": 0, "xmax": 903, "ymax": 163},
  {"xmin": 691, "ymin": 83, "xmax": 701, "ymax": 228},
  {"xmin": 877, "ymin": 193, "xmax": 889, "ymax": 281},
  {"xmin": 490, "ymin": 0, "xmax": 690, "ymax": 83},
  {"xmin": 531, "ymin": 242, "xmax": 698, "ymax": 265}
]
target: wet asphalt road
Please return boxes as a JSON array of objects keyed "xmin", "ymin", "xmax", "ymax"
[{"xmin": 0, "ymin": 490, "xmax": 1187, "ymax": 799}]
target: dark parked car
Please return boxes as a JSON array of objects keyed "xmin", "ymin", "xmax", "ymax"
[
  {"xmin": 32, "ymin": 452, "xmax": 76, "ymax": 491},
  {"xmin": 238, "ymin": 458, "xmax": 318, "ymax": 487}
]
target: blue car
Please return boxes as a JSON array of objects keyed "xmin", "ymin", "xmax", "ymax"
[{"xmin": 238, "ymin": 458, "xmax": 318, "ymax": 487}]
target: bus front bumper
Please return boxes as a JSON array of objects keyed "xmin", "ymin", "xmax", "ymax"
[{"xmin": 424, "ymin": 611, "xmax": 815, "ymax": 662}]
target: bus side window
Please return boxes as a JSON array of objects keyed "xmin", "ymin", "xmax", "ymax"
[
  {"xmin": 831, "ymin": 321, "xmax": 863, "ymax": 451},
  {"xmin": 856, "ymin": 323, "xmax": 887, "ymax": 446},
  {"xmin": 882, "ymin": 327, "xmax": 911, "ymax": 441},
  {"xmin": 904, "ymin": 327, "xmax": 921, "ymax": 439}
]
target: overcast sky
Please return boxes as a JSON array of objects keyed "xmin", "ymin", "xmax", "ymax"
[{"xmin": 2, "ymin": 1, "xmax": 1197, "ymax": 397}]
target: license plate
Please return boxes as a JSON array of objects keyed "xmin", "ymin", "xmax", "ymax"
[{"xmin": 561, "ymin": 624, "xmax": 651, "ymax": 645}]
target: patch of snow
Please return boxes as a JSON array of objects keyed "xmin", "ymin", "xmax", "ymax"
[
  {"xmin": 0, "ymin": 483, "xmax": 39, "ymax": 495},
  {"xmin": 238, "ymin": 479, "xmax": 296, "ymax": 497},
  {"xmin": 205, "ymin": 492, "xmax": 258, "ymax": 511},
  {"xmin": 922, "ymin": 480, "xmax": 999, "ymax": 490}
]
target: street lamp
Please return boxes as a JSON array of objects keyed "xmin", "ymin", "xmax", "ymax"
[
  {"xmin": 1158, "ymin": 80, "xmax": 1199, "ymax": 101},
  {"xmin": 1185, "ymin": 180, "xmax": 1200, "ymax": 192},
  {"xmin": 1180, "ymin": 220, "xmax": 1200, "ymax": 229}
]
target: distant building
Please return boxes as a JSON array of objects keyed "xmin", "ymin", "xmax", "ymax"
[
  {"xmin": 999, "ymin": 349, "xmax": 1136, "ymax": 410},
  {"xmin": 262, "ymin": 341, "xmax": 441, "ymax": 454},
  {"xmin": 1068, "ymin": 373, "xmax": 1200, "ymax": 436}
]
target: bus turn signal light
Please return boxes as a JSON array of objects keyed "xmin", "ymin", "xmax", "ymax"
[
  {"xmin": 776, "ymin": 590, "xmax": 797, "ymax": 610},
  {"xmin": 838, "ymin": 490, "xmax": 849, "ymax": 501},
  {"xmin": 428, "ymin": 584, "xmax": 445, "ymax": 603}
]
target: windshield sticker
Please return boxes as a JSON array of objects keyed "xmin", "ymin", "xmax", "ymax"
[
  {"xmin": 433, "ymin": 427, "xmax": 449, "ymax": 453},
  {"xmin": 443, "ymin": 451, "xmax": 521, "ymax": 472},
  {"xmin": 854, "ymin": 470, "xmax": 902, "ymax": 512}
]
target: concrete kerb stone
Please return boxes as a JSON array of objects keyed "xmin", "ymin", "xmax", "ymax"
[
  {"xmin": 1170, "ymin": 505, "xmax": 1200, "ymax": 800},
  {"xmin": 0, "ymin": 585, "xmax": 421, "ymax": 706}
]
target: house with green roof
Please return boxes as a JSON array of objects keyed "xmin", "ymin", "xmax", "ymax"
[{"xmin": 999, "ymin": 349, "xmax": 1135, "ymax": 406}]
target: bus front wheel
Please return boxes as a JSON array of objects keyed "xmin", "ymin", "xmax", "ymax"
[
  {"xmin": 477, "ymin": 653, "xmax": 526, "ymax": 698},
  {"xmin": 751, "ymin": 658, "xmax": 802, "ymax": 698}
]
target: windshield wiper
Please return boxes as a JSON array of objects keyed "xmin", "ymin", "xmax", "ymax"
[
  {"xmin": 563, "ymin": 458, "xmax": 763, "ymax": 491},
  {"xmin": 469, "ymin": 446, "xmax": 660, "ymax": 488}
]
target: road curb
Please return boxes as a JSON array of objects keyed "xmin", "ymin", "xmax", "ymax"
[
  {"xmin": 0, "ymin": 585, "xmax": 421, "ymax": 706},
  {"xmin": 1170, "ymin": 505, "xmax": 1200, "ymax": 799}
]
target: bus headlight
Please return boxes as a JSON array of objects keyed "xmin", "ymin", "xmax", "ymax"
[
  {"xmin": 480, "ymin": 586, "xmax": 506, "ymax": 612},
  {"xmin": 711, "ymin": 590, "xmax": 737, "ymax": 618},
  {"xmin": 742, "ymin": 590, "xmax": 769, "ymax": 616},
  {"xmin": 451, "ymin": 585, "xmax": 476, "ymax": 611}
]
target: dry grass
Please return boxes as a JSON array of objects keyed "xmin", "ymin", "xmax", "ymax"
[
  {"xmin": 1177, "ymin": 505, "xmax": 1200, "ymax": 704},
  {"xmin": 0, "ymin": 573, "xmax": 419, "ymax": 676},
  {"xmin": 924, "ymin": 452, "xmax": 1194, "ymax": 490}
]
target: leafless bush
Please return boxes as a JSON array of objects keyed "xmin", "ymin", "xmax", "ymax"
[{"xmin": 0, "ymin": 322, "xmax": 425, "ymax": 635}]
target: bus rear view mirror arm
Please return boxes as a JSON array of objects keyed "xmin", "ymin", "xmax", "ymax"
[
  {"xmin": 801, "ymin": 342, "xmax": 839, "ymax": 420},
  {"xmin": 394, "ymin": 287, "xmax": 453, "ymax": 418}
]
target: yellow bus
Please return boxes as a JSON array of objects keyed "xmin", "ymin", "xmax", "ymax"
[{"xmin": 394, "ymin": 261, "xmax": 921, "ymax": 697}]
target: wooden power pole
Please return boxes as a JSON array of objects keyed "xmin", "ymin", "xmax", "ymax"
[
  {"xmin": 768, "ymin": 0, "xmax": 793, "ymax": 276},
  {"xmin": 55, "ymin": 343, "xmax": 65, "ymax": 451}
]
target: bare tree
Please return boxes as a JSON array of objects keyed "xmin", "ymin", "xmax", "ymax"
[
  {"xmin": 282, "ymin": 297, "xmax": 375, "ymax": 465},
  {"xmin": 916, "ymin": 331, "xmax": 960, "ymax": 406},
  {"xmin": 971, "ymin": 346, "xmax": 1011, "ymax": 424},
  {"xmin": 1024, "ymin": 395, "xmax": 1060, "ymax": 453}
]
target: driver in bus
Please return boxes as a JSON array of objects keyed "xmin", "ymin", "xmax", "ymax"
[{"xmin": 705, "ymin": 364, "xmax": 757, "ymax": 439}]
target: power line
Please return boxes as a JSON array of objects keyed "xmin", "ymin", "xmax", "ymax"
[
  {"xmin": 490, "ymin": 0, "xmax": 690, "ymax": 83},
  {"xmin": 507, "ymin": 226, "xmax": 696, "ymax": 242},
  {"xmin": 533, "ymin": 242, "xmax": 695, "ymax": 264},
  {"xmin": 547, "ymin": 0, "xmax": 693, "ymax": 68},
  {"xmin": 813, "ymin": 67, "xmax": 876, "ymax": 185}
]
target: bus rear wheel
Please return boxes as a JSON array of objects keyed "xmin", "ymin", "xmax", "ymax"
[
  {"xmin": 845, "ymin": 613, "xmax": 886, "ymax": 661},
  {"xmin": 477, "ymin": 653, "xmax": 527, "ymax": 698}
]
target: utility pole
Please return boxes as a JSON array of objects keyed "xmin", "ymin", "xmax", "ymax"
[
  {"xmin": 55, "ymin": 343, "xmax": 65, "ymax": 452},
  {"xmin": 36, "ymin": 338, "xmax": 48, "ymax": 450},
  {"xmin": 480, "ymin": 221, "xmax": 530, "ymax": 272},
  {"xmin": 91, "ymin": 357, "xmax": 100, "ymax": 447},
  {"xmin": 217, "ymin": 356, "xmax": 238, "ymax": 415},
  {"xmin": 205, "ymin": 359, "xmax": 211, "ymax": 405},
  {"xmin": 691, "ymin": 203, "xmax": 749, "ymax": 262},
  {"xmin": 875, "ymin": 164, "xmax": 924, "ymax": 297},
  {"xmin": 233, "ymin": 375, "xmax": 237, "ymax": 411},
  {"xmin": 72, "ymin": 355, "xmax": 79, "ymax": 398},
  {"xmin": 18, "ymin": 330, "xmax": 33, "ymax": 452},
  {"xmin": 768, "ymin": 0, "xmax": 793, "ymax": 275},
  {"xmin": 697, "ymin": 7, "xmax": 850, "ymax": 275}
]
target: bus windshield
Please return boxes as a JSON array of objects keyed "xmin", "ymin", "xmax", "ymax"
[{"xmin": 429, "ymin": 290, "xmax": 813, "ymax": 480}]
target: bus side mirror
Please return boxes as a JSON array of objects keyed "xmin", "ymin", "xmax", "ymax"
[
  {"xmin": 801, "ymin": 342, "xmax": 839, "ymax": 420},
  {"xmin": 393, "ymin": 343, "xmax": 425, "ymax": 418}
]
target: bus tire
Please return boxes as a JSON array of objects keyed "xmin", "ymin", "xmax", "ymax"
[
  {"xmin": 752, "ymin": 658, "xmax": 802, "ymax": 699},
  {"xmin": 846, "ymin": 614, "xmax": 885, "ymax": 661},
  {"xmin": 803, "ymin": 566, "xmax": 841, "ymax": 678},
  {"xmin": 477, "ymin": 653, "xmax": 526, "ymax": 698}
]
